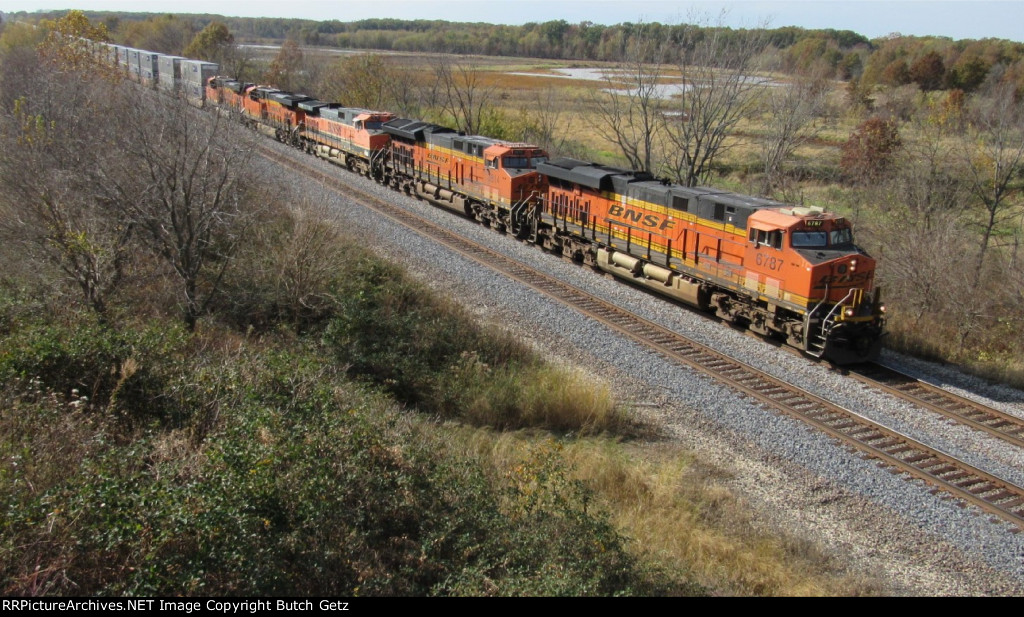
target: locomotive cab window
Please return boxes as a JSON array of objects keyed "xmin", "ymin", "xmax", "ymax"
[
  {"xmin": 830, "ymin": 227, "xmax": 854, "ymax": 246},
  {"xmin": 750, "ymin": 229, "xmax": 782, "ymax": 249},
  {"xmin": 503, "ymin": 156, "xmax": 530, "ymax": 169},
  {"xmin": 487, "ymin": 157, "xmax": 499, "ymax": 169}
]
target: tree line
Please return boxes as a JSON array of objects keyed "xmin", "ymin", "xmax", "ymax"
[{"xmin": 6, "ymin": 10, "xmax": 1024, "ymax": 89}]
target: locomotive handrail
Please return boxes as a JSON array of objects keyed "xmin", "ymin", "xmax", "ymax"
[
  {"xmin": 510, "ymin": 191, "xmax": 539, "ymax": 236},
  {"xmin": 804, "ymin": 290, "xmax": 829, "ymax": 356},
  {"xmin": 369, "ymin": 148, "xmax": 388, "ymax": 175},
  {"xmin": 806, "ymin": 287, "xmax": 861, "ymax": 357}
]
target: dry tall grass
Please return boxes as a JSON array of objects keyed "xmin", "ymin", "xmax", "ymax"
[{"xmin": 451, "ymin": 429, "xmax": 883, "ymax": 596}]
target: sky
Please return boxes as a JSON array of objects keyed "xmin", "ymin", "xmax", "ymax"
[{"xmin": 3, "ymin": 1, "xmax": 1023, "ymax": 43}]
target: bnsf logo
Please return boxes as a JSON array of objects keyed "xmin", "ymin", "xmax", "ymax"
[
  {"xmin": 608, "ymin": 205, "xmax": 676, "ymax": 231},
  {"xmin": 813, "ymin": 271, "xmax": 872, "ymax": 290}
]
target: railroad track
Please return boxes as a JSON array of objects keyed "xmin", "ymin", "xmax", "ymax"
[
  {"xmin": 847, "ymin": 364, "xmax": 1024, "ymax": 450},
  {"xmin": 257, "ymin": 142, "xmax": 1024, "ymax": 531}
]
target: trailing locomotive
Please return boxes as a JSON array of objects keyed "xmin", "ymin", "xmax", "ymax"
[{"xmin": 96, "ymin": 38, "xmax": 885, "ymax": 363}]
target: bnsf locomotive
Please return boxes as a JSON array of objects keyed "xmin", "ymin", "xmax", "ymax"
[
  {"xmin": 533, "ymin": 160, "xmax": 884, "ymax": 363},
  {"xmin": 123, "ymin": 52, "xmax": 885, "ymax": 364}
]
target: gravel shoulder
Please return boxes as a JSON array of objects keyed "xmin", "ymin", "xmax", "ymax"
[{"xmin": 259, "ymin": 144, "xmax": 1024, "ymax": 595}]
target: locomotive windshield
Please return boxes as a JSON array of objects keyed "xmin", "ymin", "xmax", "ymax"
[
  {"xmin": 503, "ymin": 156, "xmax": 530, "ymax": 168},
  {"xmin": 791, "ymin": 227, "xmax": 854, "ymax": 248},
  {"xmin": 830, "ymin": 227, "xmax": 853, "ymax": 246},
  {"xmin": 791, "ymin": 231, "xmax": 828, "ymax": 248},
  {"xmin": 502, "ymin": 155, "xmax": 548, "ymax": 169}
]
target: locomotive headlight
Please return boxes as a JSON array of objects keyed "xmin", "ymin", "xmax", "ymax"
[
  {"xmin": 850, "ymin": 258, "xmax": 857, "ymax": 272},
  {"xmin": 844, "ymin": 308, "xmax": 855, "ymax": 318},
  {"xmin": 878, "ymin": 304, "xmax": 886, "ymax": 314}
]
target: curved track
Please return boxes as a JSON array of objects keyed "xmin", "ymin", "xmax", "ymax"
[
  {"xmin": 848, "ymin": 364, "xmax": 1024, "ymax": 450},
  {"xmin": 258, "ymin": 142, "xmax": 1024, "ymax": 531}
]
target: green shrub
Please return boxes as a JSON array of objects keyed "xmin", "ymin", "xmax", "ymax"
[
  {"xmin": 322, "ymin": 257, "xmax": 530, "ymax": 410},
  {"xmin": 0, "ymin": 337, "xmax": 662, "ymax": 596}
]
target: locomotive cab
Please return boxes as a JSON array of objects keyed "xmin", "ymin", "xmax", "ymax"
[
  {"xmin": 482, "ymin": 144, "xmax": 549, "ymax": 209},
  {"xmin": 746, "ymin": 207, "xmax": 885, "ymax": 361}
]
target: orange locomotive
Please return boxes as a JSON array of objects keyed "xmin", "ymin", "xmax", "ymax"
[
  {"xmin": 382, "ymin": 119, "xmax": 548, "ymax": 233},
  {"xmin": 534, "ymin": 158, "xmax": 885, "ymax": 362},
  {"xmin": 205, "ymin": 76, "xmax": 251, "ymax": 111},
  {"xmin": 300, "ymin": 104, "xmax": 395, "ymax": 177},
  {"xmin": 206, "ymin": 78, "xmax": 312, "ymax": 143}
]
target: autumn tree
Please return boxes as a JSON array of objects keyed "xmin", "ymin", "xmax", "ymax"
[
  {"xmin": 38, "ymin": 10, "xmax": 110, "ymax": 72},
  {"xmin": 263, "ymin": 39, "xmax": 306, "ymax": 92},
  {"xmin": 946, "ymin": 56, "xmax": 990, "ymax": 92},
  {"xmin": 881, "ymin": 58, "xmax": 911, "ymax": 86},
  {"xmin": 122, "ymin": 14, "xmax": 196, "ymax": 56},
  {"xmin": 321, "ymin": 53, "xmax": 402, "ymax": 111},
  {"xmin": 909, "ymin": 51, "xmax": 945, "ymax": 91},
  {"xmin": 840, "ymin": 117, "xmax": 903, "ymax": 184},
  {"xmin": 184, "ymin": 21, "xmax": 233, "ymax": 61}
]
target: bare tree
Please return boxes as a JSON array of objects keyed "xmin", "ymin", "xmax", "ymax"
[
  {"xmin": 521, "ymin": 86, "xmax": 577, "ymax": 155},
  {"xmin": 0, "ymin": 60, "xmax": 132, "ymax": 316},
  {"xmin": 586, "ymin": 26, "xmax": 666, "ymax": 173},
  {"xmin": 103, "ymin": 93, "xmax": 261, "ymax": 330},
  {"xmin": 661, "ymin": 21, "xmax": 770, "ymax": 186},
  {"xmin": 895, "ymin": 110, "xmax": 970, "ymax": 228},
  {"xmin": 959, "ymin": 80, "xmax": 1024, "ymax": 286},
  {"xmin": 869, "ymin": 204, "xmax": 971, "ymax": 335},
  {"xmin": 434, "ymin": 56, "xmax": 495, "ymax": 135},
  {"xmin": 759, "ymin": 63, "xmax": 830, "ymax": 196}
]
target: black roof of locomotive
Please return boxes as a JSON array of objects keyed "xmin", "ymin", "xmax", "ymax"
[
  {"xmin": 268, "ymin": 92, "xmax": 313, "ymax": 109},
  {"xmin": 297, "ymin": 99, "xmax": 329, "ymax": 113},
  {"xmin": 384, "ymin": 118, "xmax": 456, "ymax": 142},
  {"xmin": 538, "ymin": 157, "xmax": 649, "ymax": 192}
]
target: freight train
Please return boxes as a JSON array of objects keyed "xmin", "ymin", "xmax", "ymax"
[{"xmin": 96, "ymin": 39, "xmax": 886, "ymax": 364}]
